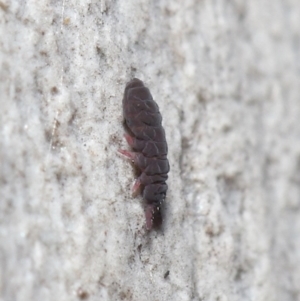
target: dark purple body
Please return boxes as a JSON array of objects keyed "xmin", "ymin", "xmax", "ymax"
[{"xmin": 122, "ymin": 78, "xmax": 169, "ymax": 229}]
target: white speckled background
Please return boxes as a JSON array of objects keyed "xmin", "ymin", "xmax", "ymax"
[{"xmin": 1, "ymin": 1, "xmax": 300, "ymax": 301}]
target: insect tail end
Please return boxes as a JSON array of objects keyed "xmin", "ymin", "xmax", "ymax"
[
  {"xmin": 145, "ymin": 205, "xmax": 154, "ymax": 230},
  {"xmin": 144, "ymin": 204, "xmax": 163, "ymax": 230}
]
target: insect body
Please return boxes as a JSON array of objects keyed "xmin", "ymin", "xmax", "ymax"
[{"xmin": 119, "ymin": 78, "xmax": 169, "ymax": 230}]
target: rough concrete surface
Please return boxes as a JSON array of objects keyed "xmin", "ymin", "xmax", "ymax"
[{"xmin": 1, "ymin": 1, "xmax": 300, "ymax": 301}]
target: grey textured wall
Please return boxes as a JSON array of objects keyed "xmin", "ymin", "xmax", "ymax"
[{"xmin": 1, "ymin": 1, "xmax": 300, "ymax": 301}]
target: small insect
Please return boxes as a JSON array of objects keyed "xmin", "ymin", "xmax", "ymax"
[{"xmin": 119, "ymin": 78, "xmax": 169, "ymax": 230}]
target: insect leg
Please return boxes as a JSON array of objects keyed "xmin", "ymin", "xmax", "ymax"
[
  {"xmin": 124, "ymin": 133, "xmax": 134, "ymax": 147},
  {"xmin": 118, "ymin": 149, "xmax": 137, "ymax": 162},
  {"xmin": 118, "ymin": 150, "xmax": 147, "ymax": 172},
  {"xmin": 132, "ymin": 178, "xmax": 142, "ymax": 196}
]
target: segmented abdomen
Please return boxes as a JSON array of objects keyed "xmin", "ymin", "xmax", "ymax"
[{"xmin": 123, "ymin": 78, "xmax": 169, "ymax": 229}]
